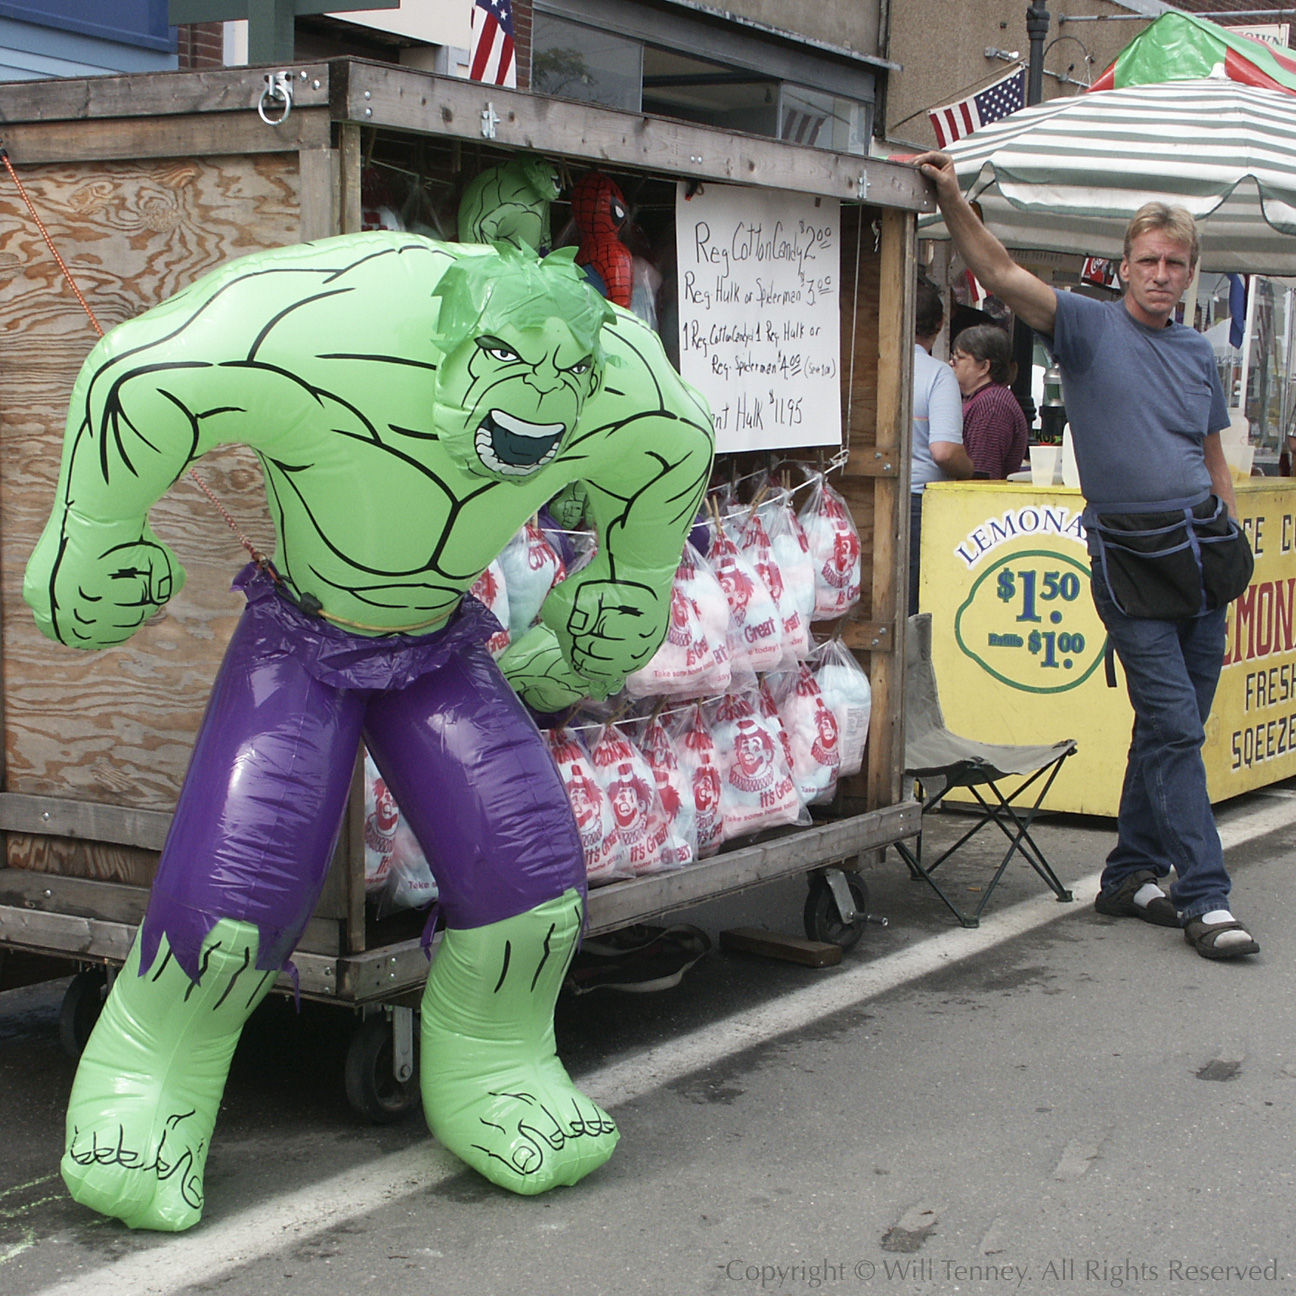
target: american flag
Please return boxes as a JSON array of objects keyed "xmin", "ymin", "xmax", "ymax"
[
  {"xmin": 929, "ymin": 68, "xmax": 1025, "ymax": 148},
  {"xmin": 471, "ymin": 0, "xmax": 516, "ymax": 88}
]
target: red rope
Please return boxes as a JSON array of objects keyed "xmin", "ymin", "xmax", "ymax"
[
  {"xmin": 1, "ymin": 147, "xmax": 106, "ymax": 337},
  {"xmin": 1, "ymin": 142, "xmax": 266, "ymax": 568}
]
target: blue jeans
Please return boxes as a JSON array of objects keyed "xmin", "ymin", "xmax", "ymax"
[{"xmin": 1091, "ymin": 576, "xmax": 1231, "ymax": 921}]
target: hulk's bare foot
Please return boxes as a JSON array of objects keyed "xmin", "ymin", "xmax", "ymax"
[
  {"xmin": 61, "ymin": 920, "xmax": 274, "ymax": 1231},
  {"xmin": 420, "ymin": 890, "xmax": 619, "ymax": 1194}
]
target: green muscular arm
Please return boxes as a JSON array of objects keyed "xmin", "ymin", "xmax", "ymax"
[
  {"xmin": 25, "ymin": 337, "xmax": 211, "ymax": 647},
  {"xmin": 540, "ymin": 409, "xmax": 713, "ymax": 699},
  {"xmin": 499, "ymin": 419, "xmax": 711, "ymax": 712},
  {"xmin": 23, "ymin": 335, "xmax": 297, "ymax": 648}
]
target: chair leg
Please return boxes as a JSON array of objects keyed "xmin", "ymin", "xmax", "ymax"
[{"xmin": 897, "ymin": 754, "xmax": 1076, "ymax": 926}]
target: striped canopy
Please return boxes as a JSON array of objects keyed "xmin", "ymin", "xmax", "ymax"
[{"xmin": 919, "ymin": 79, "xmax": 1296, "ymax": 274}]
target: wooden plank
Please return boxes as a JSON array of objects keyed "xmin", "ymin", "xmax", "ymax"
[
  {"xmin": 584, "ymin": 802, "xmax": 919, "ymax": 936},
  {"xmin": 0, "ymin": 870, "xmax": 342, "ymax": 957},
  {"xmin": 0, "ymin": 870, "xmax": 149, "ymax": 925},
  {"xmin": 1, "ymin": 154, "xmax": 299, "ymax": 814},
  {"xmin": 0, "ymin": 904, "xmax": 136, "ymax": 962},
  {"xmin": 847, "ymin": 451, "xmax": 901, "ymax": 477},
  {"xmin": 298, "ymin": 146, "xmax": 338, "ymax": 240},
  {"xmin": 719, "ymin": 927, "xmax": 842, "ymax": 967},
  {"xmin": 864, "ymin": 208, "xmax": 916, "ymax": 811},
  {"xmin": 338, "ymin": 122, "xmax": 362, "ymax": 234},
  {"xmin": 0, "ymin": 64, "xmax": 331, "ymax": 124},
  {"xmin": 332, "ymin": 60, "xmax": 931, "ymax": 211},
  {"xmin": 0, "ymin": 792, "xmax": 171, "ymax": 850},
  {"xmin": 345, "ymin": 750, "xmax": 367, "ymax": 953},
  {"xmin": 841, "ymin": 621, "xmax": 896, "ymax": 653},
  {"xmin": 0, "ymin": 111, "xmax": 331, "ymax": 165},
  {"xmin": 6, "ymin": 833, "xmax": 159, "ymax": 886}
]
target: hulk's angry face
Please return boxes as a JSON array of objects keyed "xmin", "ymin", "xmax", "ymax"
[
  {"xmin": 438, "ymin": 318, "xmax": 595, "ymax": 478},
  {"xmin": 432, "ymin": 247, "xmax": 613, "ymax": 481}
]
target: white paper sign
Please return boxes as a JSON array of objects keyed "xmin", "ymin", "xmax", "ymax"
[{"xmin": 675, "ymin": 183, "xmax": 841, "ymax": 454}]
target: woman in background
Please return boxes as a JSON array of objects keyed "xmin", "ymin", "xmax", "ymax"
[{"xmin": 950, "ymin": 324, "xmax": 1029, "ymax": 480}]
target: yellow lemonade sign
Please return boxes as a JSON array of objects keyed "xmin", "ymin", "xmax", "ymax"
[{"xmin": 921, "ymin": 479, "xmax": 1296, "ymax": 816}]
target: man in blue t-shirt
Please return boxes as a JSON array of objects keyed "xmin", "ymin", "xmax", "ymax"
[{"xmin": 912, "ymin": 149, "xmax": 1258, "ymax": 960}]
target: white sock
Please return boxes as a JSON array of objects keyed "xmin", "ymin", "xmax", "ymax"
[
  {"xmin": 1133, "ymin": 882, "xmax": 1164, "ymax": 910},
  {"xmin": 1197, "ymin": 909, "xmax": 1253, "ymax": 950}
]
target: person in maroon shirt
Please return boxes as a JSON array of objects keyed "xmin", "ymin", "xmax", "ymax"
[{"xmin": 949, "ymin": 324, "xmax": 1029, "ymax": 479}]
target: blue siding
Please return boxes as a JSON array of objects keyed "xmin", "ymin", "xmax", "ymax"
[{"xmin": 0, "ymin": 2, "xmax": 175, "ymax": 53}]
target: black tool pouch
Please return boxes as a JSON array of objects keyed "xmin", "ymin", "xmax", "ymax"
[{"xmin": 1088, "ymin": 495, "xmax": 1253, "ymax": 620}]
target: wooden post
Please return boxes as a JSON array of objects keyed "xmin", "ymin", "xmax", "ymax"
[
  {"xmin": 338, "ymin": 122, "xmax": 363, "ymax": 235},
  {"xmin": 864, "ymin": 207, "xmax": 916, "ymax": 810}
]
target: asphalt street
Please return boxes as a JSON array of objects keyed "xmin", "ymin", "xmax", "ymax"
[{"xmin": 1, "ymin": 779, "xmax": 1293, "ymax": 1296}]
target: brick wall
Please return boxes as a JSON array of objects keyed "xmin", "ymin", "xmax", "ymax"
[
  {"xmin": 514, "ymin": 0, "xmax": 532, "ymax": 89},
  {"xmin": 177, "ymin": 22, "xmax": 225, "ymax": 70}
]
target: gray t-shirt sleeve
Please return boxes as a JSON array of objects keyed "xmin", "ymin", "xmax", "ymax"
[{"xmin": 927, "ymin": 362, "xmax": 964, "ymax": 445}]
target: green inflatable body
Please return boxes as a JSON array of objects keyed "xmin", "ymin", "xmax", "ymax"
[
  {"xmin": 26, "ymin": 232, "xmax": 713, "ymax": 1228},
  {"xmin": 458, "ymin": 158, "xmax": 561, "ymax": 252}
]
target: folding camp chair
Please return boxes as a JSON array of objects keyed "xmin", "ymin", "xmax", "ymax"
[{"xmin": 894, "ymin": 614, "xmax": 1077, "ymax": 927}]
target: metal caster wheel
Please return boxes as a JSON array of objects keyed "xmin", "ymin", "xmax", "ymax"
[
  {"xmin": 803, "ymin": 870, "xmax": 882, "ymax": 952},
  {"xmin": 344, "ymin": 1008, "xmax": 420, "ymax": 1124},
  {"xmin": 59, "ymin": 968, "xmax": 108, "ymax": 1059}
]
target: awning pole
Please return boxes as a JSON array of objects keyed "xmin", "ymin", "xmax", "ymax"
[{"xmin": 1236, "ymin": 274, "xmax": 1257, "ymax": 413}]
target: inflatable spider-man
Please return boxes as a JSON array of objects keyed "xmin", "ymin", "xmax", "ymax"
[{"xmin": 571, "ymin": 170, "xmax": 634, "ymax": 309}]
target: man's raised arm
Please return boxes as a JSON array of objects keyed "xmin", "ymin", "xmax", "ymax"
[{"xmin": 912, "ymin": 151, "xmax": 1058, "ymax": 336}]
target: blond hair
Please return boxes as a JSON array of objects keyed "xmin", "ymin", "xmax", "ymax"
[{"xmin": 1123, "ymin": 202, "xmax": 1200, "ymax": 267}]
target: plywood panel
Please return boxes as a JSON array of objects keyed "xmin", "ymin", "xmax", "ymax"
[{"xmin": 1, "ymin": 154, "xmax": 301, "ymax": 820}]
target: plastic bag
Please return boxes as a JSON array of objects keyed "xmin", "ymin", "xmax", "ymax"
[
  {"xmin": 772, "ymin": 663, "xmax": 841, "ymax": 806},
  {"xmin": 761, "ymin": 492, "xmax": 817, "ymax": 634},
  {"xmin": 363, "ymin": 753, "xmax": 439, "ymax": 917},
  {"xmin": 708, "ymin": 523, "xmax": 785, "ymax": 674},
  {"xmin": 587, "ymin": 723, "xmax": 679, "ymax": 874},
  {"xmin": 546, "ymin": 727, "xmax": 630, "ymax": 885},
  {"xmin": 630, "ymin": 256, "xmax": 661, "ymax": 331},
  {"xmin": 363, "ymin": 752, "xmax": 400, "ymax": 896},
  {"xmin": 690, "ymin": 542, "xmax": 753, "ymax": 694},
  {"xmin": 670, "ymin": 704, "xmax": 725, "ymax": 858},
  {"xmin": 798, "ymin": 476, "xmax": 861, "ymax": 620},
  {"xmin": 740, "ymin": 509, "xmax": 809, "ymax": 663},
  {"xmin": 710, "ymin": 691, "xmax": 805, "ymax": 842},
  {"xmin": 497, "ymin": 518, "xmax": 566, "ymax": 640},
  {"xmin": 813, "ymin": 639, "xmax": 872, "ymax": 778},
  {"xmin": 757, "ymin": 678, "xmax": 799, "ymax": 789},
  {"xmin": 469, "ymin": 559, "xmax": 511, "ymax": 658},
  {"xmin": 626, "ymin": 543, "xmax": 730, "ymax": 699},
  {"xmin": 639, "ymin": 714, "xmax": 697, "ymax": 867}
]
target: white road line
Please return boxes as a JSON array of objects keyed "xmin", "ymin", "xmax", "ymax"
[{"xmin": 31, "ymin": 802, "xmax": 1287, "ymax": 1296}]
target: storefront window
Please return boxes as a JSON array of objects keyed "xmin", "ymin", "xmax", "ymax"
[
  {"xmin": 780, "ymin": 85, "xmax": 869, "ymax": 155},
  {"xmin": 530, "ymin": 11, "xmax": 870, "ymax": 152},
  {"xmin": 532, "ymin": 13, "xmax": 642, "ymax": 111}
]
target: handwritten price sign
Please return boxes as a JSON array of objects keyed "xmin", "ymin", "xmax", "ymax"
[
  {"xmin": 954, "ymin": 550, "xmax": 1107, "ymax": 693},
  {"xmin": 675, "ymin": 182, "xmax": 841, "ymax": 454}
]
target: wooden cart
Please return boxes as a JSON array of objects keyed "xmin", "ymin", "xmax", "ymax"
[{"xmin": 0, "ymin": 58, "xmax": 924, "ymax": 1117}]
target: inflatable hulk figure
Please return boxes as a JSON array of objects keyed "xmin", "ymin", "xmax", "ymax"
[{"xmin": 24, "ymin": 232, "xmax": 714, "ymax": 1231}]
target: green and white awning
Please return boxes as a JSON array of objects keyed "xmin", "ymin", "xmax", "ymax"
[{"xmin": 920, "ymin": 79, "xmax": 1296, "ymax": 275}]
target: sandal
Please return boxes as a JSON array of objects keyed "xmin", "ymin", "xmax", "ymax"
[
  {"xmin": 1094, "ymin": 869, "xmax": 1179, "ymax": 928},
  {"xmin": 1183, "ymin": 916, "xmax": 1260, "ymax": 960}
]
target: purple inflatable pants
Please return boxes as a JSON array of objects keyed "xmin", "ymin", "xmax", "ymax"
[{"xmin": 140, "ymin": 566, "xmax": 585, "ymax": 983}]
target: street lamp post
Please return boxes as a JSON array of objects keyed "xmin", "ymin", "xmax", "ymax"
[{"xmin": 1013, "ymin": 0, "xmax": 1052, "ymax": 433}]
